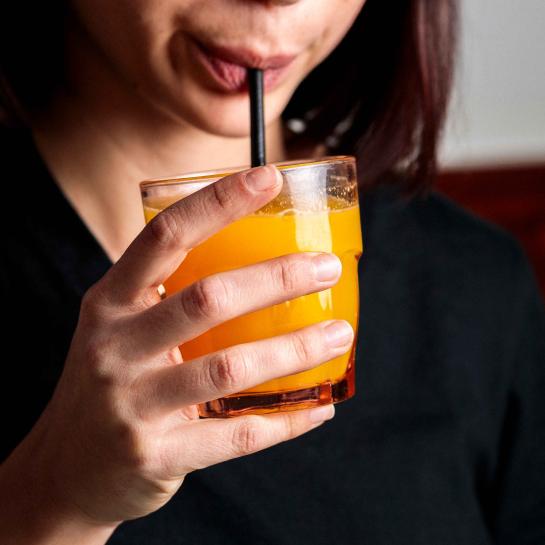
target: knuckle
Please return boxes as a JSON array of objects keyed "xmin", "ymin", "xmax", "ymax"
[
  {"xmin": 207, "ymin": 347, "xmax": 249, "ymax": 393},
  {"xmin": 80, "ymin": 281, "xmax": 107, "ymax": 318},
  {"xmin": 80, "ymin": 283, "xmax": 97, "ymax": 310},
  {"xmin": 79, "ymin": 282, "xmax": 124, "ymax": 328},
  {"xmin": 148, "ymin": 209, "xmax": 182, "ymax": 250},
  {"xmin": 181, "ymin": 276, "xmax": 226, "ymax": 321},
  {"xmin": 211, "ymin": 178, "xmax": 236, "ymax": 211},
  {"xmin": 116, "ymin": 420, "xmax": 155, "ymax": 472},
  {"xmin": 83, "ymin": 337, "xmax": 108, "ymax": 368},
  {"xmin": 231, "ymin": 417, "xmax": 264, "ymax": 456},
  {"xmin": 271, "ymin": 256, "xmax": 306, "ymax": 293},
  {"xmin": 132, "ymin": 448, "xmax": 157, "ymax": 475},
  {"xmin": 280, "ymin": 412, "xmax": 298, "ymax": 441},
  {"xmin": 291, "ymin": 330, "xmax": 315, "ymax": 364},
  {"xmin": 82, "ymin": 334, "xmax": 119, "ymax": 380}
]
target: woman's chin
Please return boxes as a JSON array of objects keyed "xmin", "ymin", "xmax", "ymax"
[
  {"xmin": 187, "ymin": 95, "xmax": 286, "ymax": 138},
  {"xmin": 179, "ymin": 97, "xmax": 255, "ymax": 138},
  {"xmin": 151, "ymin": 77, "xmax": 289, "ymax": 138}
]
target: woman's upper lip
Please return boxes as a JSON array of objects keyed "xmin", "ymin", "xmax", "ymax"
[{"xmin": 193, "ymin": 38, "xmax": 297, "ymax": 70}]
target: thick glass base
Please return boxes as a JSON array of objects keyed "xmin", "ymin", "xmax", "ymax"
[{"xmin": 198, "ymin": 354, "xmax": 355, "ymax": 418}]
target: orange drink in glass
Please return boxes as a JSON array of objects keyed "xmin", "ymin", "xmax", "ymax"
[{"xmin": 140, "ymin": 156, "xmax": 363, "ymax": 417}]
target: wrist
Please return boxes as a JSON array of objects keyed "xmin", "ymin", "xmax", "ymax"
[{"xmin": 0, "ymin": 424, "xmax": 119, "ymax": 545}]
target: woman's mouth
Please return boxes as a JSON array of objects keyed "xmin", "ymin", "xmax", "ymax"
[{"xmin": 188, "ymin": 37, "xmax": 297, "ymax": 93}]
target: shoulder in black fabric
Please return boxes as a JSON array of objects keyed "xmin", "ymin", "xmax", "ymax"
[{"xmin": 0, "ymin": 126, "xmax": 112, "ymax": 462}]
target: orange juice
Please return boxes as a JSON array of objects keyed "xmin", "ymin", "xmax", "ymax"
[{"xmin": 143, "ymin": 195, "xmax": 363, "ymax": 394}]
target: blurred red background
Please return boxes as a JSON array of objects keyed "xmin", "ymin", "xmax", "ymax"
[{"xmin": 437, "ymin": 165, "xmax": 545, "ymax": 299}]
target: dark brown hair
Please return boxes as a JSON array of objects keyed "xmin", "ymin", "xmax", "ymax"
[{"xmin": 0, "ymin": 0, "xmax": 458, "ymax": 196}]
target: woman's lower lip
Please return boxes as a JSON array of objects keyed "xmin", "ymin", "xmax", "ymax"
[{"xmin": 189, "ymin": 39, "xmax": 294, "ymax": 94}]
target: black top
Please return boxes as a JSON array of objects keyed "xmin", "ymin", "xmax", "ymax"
[{"xmin": 2, "ymin": 127, "xmax": 544, "ymax": 545}]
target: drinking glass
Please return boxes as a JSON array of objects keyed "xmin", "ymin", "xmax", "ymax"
[{"xmin": 140, "ymin": 156, "xmax": 363, "ymax": 417}]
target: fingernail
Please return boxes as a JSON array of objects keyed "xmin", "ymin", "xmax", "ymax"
[
  {"xmin": 309, "ymin": 404, "xmax": 335, "ymax": 423},
  {"xmin": 245, "ymin": 165, "xmax": 282, "ymax": 192},
  {"xmin": 324, "ymin": 320, "xmax": 353, "ymax": 348},
  {"xmin": 312, "ymin": 253, "xmax": 342, "ymax": 282}
]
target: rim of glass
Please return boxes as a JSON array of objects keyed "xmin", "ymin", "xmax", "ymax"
[{"xmin": 140, "ymin": 155, "xmax": 355, "ymax": 189}]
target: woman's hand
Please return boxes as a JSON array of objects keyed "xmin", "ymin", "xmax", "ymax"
[{"xmin": 1, "ymin": 165, "xmax": 353, "ymax": 539}]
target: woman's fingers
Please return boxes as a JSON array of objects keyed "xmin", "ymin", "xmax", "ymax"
[
  {"xmin": 162, "ymin": 405, "xmax": 336, "ymax": 476},
  {"xmin": 124, "ymin": 251, "xmax": 342, "ymax": 361},
  {"xmin": 101, "ymin": 165, "xmax": 283, "ymax": 307},
  {"xmin": 133, "ymin": 319, "xmax": 354, "ymax": 418}
]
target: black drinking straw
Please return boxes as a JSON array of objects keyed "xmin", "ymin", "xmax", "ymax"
[{"xmin": 248, "ymin": 68, "xmax": 266, "ymax": 167}]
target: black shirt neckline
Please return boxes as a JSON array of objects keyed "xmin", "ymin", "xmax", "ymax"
[
  {"xmin": 10, "ymin": 125, "xmax": 418, "ymax": 301},
  {"xmin": 26, "ymin": 129, "xmax": 116, "ymax": 268},
  {"xmin": 6, "ymin": 127, "xmax": 115, "ymax": 296}
]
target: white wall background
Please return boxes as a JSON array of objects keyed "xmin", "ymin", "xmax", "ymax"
[{"xmin": 440, "ymin": 0, "xmax": 545, "ymax": 168}]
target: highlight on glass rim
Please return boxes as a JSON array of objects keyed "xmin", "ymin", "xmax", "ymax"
[{"xmin": 0, "ymin": 1, "xmax": 544, "ymax": 543}]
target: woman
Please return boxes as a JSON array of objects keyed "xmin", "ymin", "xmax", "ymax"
[{"xmin": 1, "ymin": 1, "xmax": 544, "ymax": 544}]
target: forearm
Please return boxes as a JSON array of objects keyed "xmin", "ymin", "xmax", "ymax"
[
  {"xmin": 0, "ymin": 427, "xmax": 118, "ymax": 545},
  {"xmin": 0, "ymin": 498, "xmax": 115, "ymax": 545}
]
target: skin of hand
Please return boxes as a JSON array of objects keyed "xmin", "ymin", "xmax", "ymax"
[{"xmin": 0, "ymin": 165, "xmax": 353, "ymax": 540}]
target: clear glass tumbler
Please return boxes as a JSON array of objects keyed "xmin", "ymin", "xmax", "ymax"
[{"xmin": 140, "ymin": 156, "xmax": 363, "ymax": 418}]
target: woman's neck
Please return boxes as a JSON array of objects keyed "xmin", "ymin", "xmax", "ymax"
[{"xmin": 30, "ymin": 24, "xmax": 290, "ymax": 263}]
